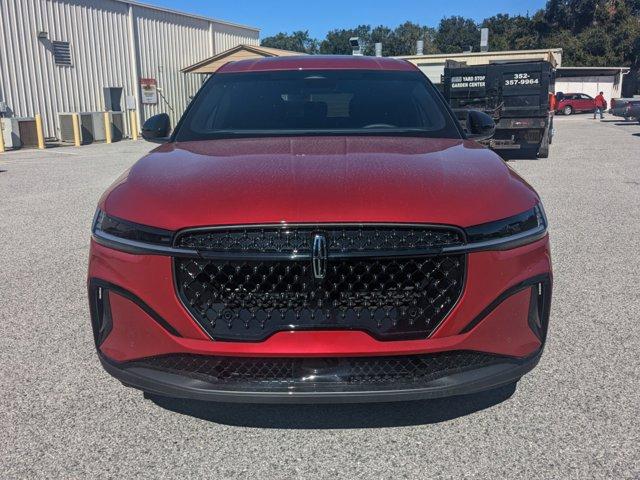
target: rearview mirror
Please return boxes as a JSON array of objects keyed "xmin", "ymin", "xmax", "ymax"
[
  {"xmin": 466, "ymin": 110, "xmax": 495, "ymax": 141},
  {"xmin": 141, "ymin": 113, "xmax": 171, "ymax": 143}
]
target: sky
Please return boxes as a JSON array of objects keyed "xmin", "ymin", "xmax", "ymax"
[{"xmin": 145, "ymin": 0, "xmax": 548, "ymax": 39}]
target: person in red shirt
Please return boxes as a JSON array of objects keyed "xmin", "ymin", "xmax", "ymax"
[
  {"xmin": 594, "ymin": 92, "xmax": 606, "ymax": 119},
  {"xmin": 549, "ymin": 92, "xmax": 557, "ymax": 112}
]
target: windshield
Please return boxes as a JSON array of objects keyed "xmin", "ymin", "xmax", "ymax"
[{"xmin": 175, "ymin": 70, "xmax": 461, "ymax": 141}]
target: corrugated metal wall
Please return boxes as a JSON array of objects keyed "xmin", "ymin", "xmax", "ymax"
[
  {"xmin": 134, "ymin": 6, "xmax": 211, "ymax": 127},
  {"xmin": 212, "ymin": 21, "xmax": 259, "ymax": 54},
  {"xmin": 0, "ymin": 0, "xmax": 259, "ymax": 139}
]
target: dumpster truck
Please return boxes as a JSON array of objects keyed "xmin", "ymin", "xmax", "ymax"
[{"xmin": 442, "ymin": 61, "xmax": 555, "ymax": 158}]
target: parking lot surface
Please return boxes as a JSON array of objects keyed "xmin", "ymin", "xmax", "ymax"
[{"xmin": 1, "ymin": 115, "xmax": 639, "ymax": 479}]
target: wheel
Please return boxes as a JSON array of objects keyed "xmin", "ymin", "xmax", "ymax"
[{"xmin": 563, "ymin": 105, "xmax": 573, "ymax": 115}]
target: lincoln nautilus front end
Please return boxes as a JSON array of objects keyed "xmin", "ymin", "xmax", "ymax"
[{"xmin": 88, "ymin": 56, "xmax": 552, "ymax": 403}]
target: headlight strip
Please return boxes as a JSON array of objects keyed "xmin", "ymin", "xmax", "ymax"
[{"xmin": 92, "ymin": 205, "xmax": 547, "ymax": 257}]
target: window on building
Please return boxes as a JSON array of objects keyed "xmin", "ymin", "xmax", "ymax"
[{"xmin": 52, "ymin": 41, "xmax": 72, "ymax": 67}]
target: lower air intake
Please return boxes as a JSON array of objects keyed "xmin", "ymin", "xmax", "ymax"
[{"xmin": 125, "ymin": 351, "xmax": 510, "ymax": 392}]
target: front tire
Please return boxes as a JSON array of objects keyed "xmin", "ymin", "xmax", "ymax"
[{"xmin": 563, "ymin": 105, "xmax": 573, "ymax": 115}]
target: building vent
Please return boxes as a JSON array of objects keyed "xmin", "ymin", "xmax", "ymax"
[
  {"xmin": 1, "ymin": 118, "xmax": 21, "ymax": 149},
  {"xmin": 17, "ymin": 118, "xmax": 39, "ymax": 147},
  {"xmin": 52, "ymin": 41, "xmax": 72, "ymax": 66},
  {"xmin": 58, "ymin": 113, "xmax": 95, "ymax": 144},
  {"xmin": 1, "ymin": 118, "xmax": 38, "ymax": 149},
  {"xmin": 110, "ymin": 112, "xmax": 124, "ymax": 141}
]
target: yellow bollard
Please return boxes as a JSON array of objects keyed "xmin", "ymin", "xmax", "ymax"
[
  {"xmin": 104, "ymin": 112, "xmax": 112, "ymax": 144},
  {"xmin": 35, "ymin": 114, "xmax": 45, "ymax": 149},
  {"xmin": 130, "ymin": 110, "xmax": 138, "ymax": 140},
  {"xmin": 72, "ymin": 113, "xmax": 81, "ymax": 147},
  {"xmin": 0, "ymin": 120, "xmax": 5, "ymax": 153}
]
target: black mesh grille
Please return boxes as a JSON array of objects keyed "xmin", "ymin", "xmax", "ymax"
[
  {"xmin": 174, "ymin": 225, "xmax": 465, "ymax": 341},
  {"xmin": 176, "ymin": 225, "xmax": 464, "ymax": 254},
  {"xmin": 126, "ymin": 351, "xmax": 506, "ymax": 391},
  {"xmin": 175, "ymin": 255, "xmax": 464, "ymax": 341}
]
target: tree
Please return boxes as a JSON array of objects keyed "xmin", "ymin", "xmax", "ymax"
[
  {"xmin": 258, "ymin": 2, "xmax": 640, "ymax": 95},
  {"xmin": 568, "ymin": 0, "xmax": 600, "ymax": 32},
  {"xmin": 319, "ymin": 25, "xmax": 372, "ymax": 54},
  {"xmin": 435, "ymin": 16, "xmax": 479, "ymax": 53},
  {"xmin": 385, "ymin": 22, "xmax": 437, "ymax": 56},
  {"xmin": 366, "ymin": 25, "xmax": 393, "ymax": 55},
  {"xmin": 481, "ymin": 14, "xmax": 542, "ymax": 51},
  {"xmin": 481, "ymin": 14, "xmax": 515, "ymax": 50},
  {"xmin": 544, "ymin": 0, "xmax": 570, "ymax": 29},
  {"xmin": 261, "ymin": 31, "xmax": 319, "ymax": 54}
]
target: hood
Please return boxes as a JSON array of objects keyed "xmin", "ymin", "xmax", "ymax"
[{"xmin": 102, "ymin": 136, "xmax": 538, "ymax": 231}]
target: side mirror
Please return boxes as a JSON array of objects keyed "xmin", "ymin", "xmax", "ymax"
[
  {"xmin": 141, "ymin": 113, "xmax": 171, "ymax": 143},
  {"xmin": 466, "ymin": 110, "xmax": 495, "ymax": 141}
]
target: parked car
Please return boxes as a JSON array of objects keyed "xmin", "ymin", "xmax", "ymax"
[
  {"xmin": 610, "ymin": 98, "xmax": 640, "ymax": 120},
  {"xmin": 556, "ymin": 93, "xmax": 600, "ymax": 115},
  {"xmin": 624, "ymin": 102, "xmax": 640, "ymax": 123},
  {"xmin": 89, "ymin": 56, "xmax": 552, "ymax": 403}
]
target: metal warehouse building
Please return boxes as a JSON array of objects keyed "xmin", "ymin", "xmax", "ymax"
[{"xmin": 0, "ymin": 0, "xmax": 259, "ymax": 141}]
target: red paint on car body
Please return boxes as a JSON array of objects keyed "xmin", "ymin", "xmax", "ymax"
[
  {"xmin": 89, "ymin": 55, "xmax": 552, "ymax": 401},
  {"xmin": 103, "ymin": 136, "xmax": 537, "ymax": 231}
]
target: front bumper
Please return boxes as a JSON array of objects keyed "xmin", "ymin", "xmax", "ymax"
[
  {"xmin": 88, "ymin": 235, "xmax": 552, "ymax": 402},
  {"xmin": 99, "ymin": 349, "xmax": 542, "ymax": 404}
]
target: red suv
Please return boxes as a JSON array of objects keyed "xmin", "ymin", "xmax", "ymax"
[
  {"xmin": 89, "ymin": 56, "xmax": 552, "ymax": 403},
  {"xmin": 556, "ymin": 93, "xmax": 597, "ymax": 115}
]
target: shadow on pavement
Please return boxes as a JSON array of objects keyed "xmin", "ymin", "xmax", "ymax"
[
  {"xmin": 498, "ymin": 151, "xmax": 540, "ymax": 161},
  {"xmin": 146, "ymin": 382, "xmax": 517, "ymax": 428}
]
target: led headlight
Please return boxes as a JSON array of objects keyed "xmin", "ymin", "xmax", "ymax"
[
  {"xmin": 92, "ymin": 210, "xmax": 174, "ymax": 251},
  {"xmin": 465, "ymin": 204, "xmax": 547, "ymax": 248}
]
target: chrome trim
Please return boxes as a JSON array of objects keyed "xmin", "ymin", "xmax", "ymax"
[
  {"xmin": 173, "ymin": 221, "xmax": 467, "ymax": 236},
  {"xmin": 312, "ymin": 234, "xmax": 328, "ymax": 279},
  {"xmin": 92, "ymin": 230, "xmax": 199, "ymax": 257},
  {"xmin": 443, "ymin": 225, "xmax": 547, "ymax": 254}
]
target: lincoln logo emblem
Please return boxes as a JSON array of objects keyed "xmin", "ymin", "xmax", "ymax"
[{"xmin": 312, "ymin": 234, "xmax": 328, "ymax": 279}]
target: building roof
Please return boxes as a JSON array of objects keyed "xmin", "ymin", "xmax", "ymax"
[
  {"xmin": 556, "ymin": 66, "xmax": 631, "ymax": 77},
  {"xmin": 217, "ymin": 55, "xmax": 417, "ymax": 74},
  {"xmin": 396, "ymin": 48, "xmax": 563, "ymax": 68},
  {"xmin": 118, "ymin": 0, "xmax": 259, "ymax": 32},
  {"xmin": 182, "ymin": 45, "xmax": 304, "ymax": 74},
  {"xmin": 396, "ymin": 48, "xmax": 563, "ymax": 60}
]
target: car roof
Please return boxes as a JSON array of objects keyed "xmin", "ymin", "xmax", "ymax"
[{"xmin": 217, "ymin": 55, "xmax": 418, "ymax": 74}]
